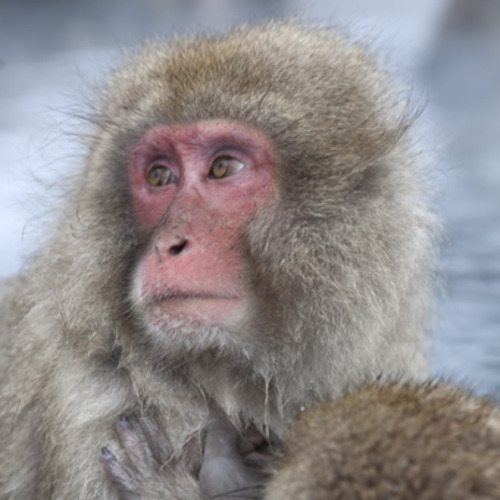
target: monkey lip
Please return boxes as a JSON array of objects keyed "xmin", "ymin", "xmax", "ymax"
[
  {"xmin": 144, "ymin": 290, "xmax": 244, "ymax": 326},
  {"xmin": 149, "ymin": 291, "xmax": 240, "ymax": 303}
]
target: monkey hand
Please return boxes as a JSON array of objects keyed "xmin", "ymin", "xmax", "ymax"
[{"xmin": 101, "ymin": 414, "xmax": 203, "ymax": 500}]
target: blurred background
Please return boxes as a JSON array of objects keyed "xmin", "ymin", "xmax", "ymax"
[{"xmin": 0, "ymin": 0, "xmax": 499, "ymax": 398}]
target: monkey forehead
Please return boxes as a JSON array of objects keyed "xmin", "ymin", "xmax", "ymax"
[{"xmin": 104, "ymin": 23, "xmax": 405, "ymax": 153}]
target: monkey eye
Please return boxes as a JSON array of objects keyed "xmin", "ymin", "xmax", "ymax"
[
  {"xmin": 209, "ymin": 156, "xmax": 245, "ymax": 179},
  {"xmin": 147, "ymin": 164, "xmax": 177, "ymax": 187}
]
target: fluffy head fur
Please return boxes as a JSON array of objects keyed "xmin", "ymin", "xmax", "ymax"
[{"xmin": 266, "ymin": 383, "xmax": 500, "ymax": 500}]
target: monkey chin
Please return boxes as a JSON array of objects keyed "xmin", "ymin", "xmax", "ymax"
[
  {"xmin": 137, "ymin": 302, "xmax": 255, "ymax": 365},
  {"xmin": 147, "ymin": 295, "xmax": 247, "ymax": 331}
]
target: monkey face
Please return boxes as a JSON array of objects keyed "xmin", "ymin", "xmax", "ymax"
[{"xmin": 128, "ymin": 120, "xmax": 277, "ymax": 331}]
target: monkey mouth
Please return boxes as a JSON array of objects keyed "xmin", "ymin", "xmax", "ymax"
[
  {"xmin": 145, "ymin": 290, "xmax": 244, "ymax": 327},
  {"xmin": 149, "ymin": 291, "xmax": 240, "ymax": 304}
]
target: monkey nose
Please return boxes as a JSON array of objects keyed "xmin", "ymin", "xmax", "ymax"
[{"xmin": 168, "ymin": 239, "xmax": 188, "ymax": 256}]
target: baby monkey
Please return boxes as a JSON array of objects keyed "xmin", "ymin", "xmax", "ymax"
[
  {"xmin": 270, "ymin": 383, "xmax": 500, "ymax": 500},
  {"xmin": 104, "ymin": 383, "xmax": 500, "ymax": 499}
]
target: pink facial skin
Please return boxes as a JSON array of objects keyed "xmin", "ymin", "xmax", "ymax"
[{"xmin": 129, "ymin": 120, "xmax": 277, "ymax": 328}]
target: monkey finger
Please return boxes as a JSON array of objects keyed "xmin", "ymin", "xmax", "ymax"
[
  {"xmin": 237, "ymin": 426, "xmax": 267, "ymax": 455},
  {"xmin": 114, "ymin": 415, "xmax": 156, "ymax": 472},
  {"xmin": 178, "ymin": 430, "xmax": 205, "ymax": 477},
  {"xmin": 138, "ymin": 414, "xmax": 175, "ymax": 464},
  {"xmin": 100, "ymin": 447, "xmax": 140, "ymax": 500}
]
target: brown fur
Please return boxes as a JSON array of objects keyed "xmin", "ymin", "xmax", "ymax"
[
  {"xmin": 0, "ymin": 22, "xmax": 436, "ymax": 499},
  {"xmin": 266, "ymin": 383, "xmax": 500, "ymax": 500}
]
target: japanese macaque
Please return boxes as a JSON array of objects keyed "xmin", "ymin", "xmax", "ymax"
[
  {"xmin": 0, "ymin": 22, "xmax": 437, "ymax": 499},
  {"xmin": 267, "ymin": 383, "xmax": 500, "ymax": 500}
]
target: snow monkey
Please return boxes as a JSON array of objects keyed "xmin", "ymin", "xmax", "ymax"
[{"xmin": 0, "ymin": 23, "xmax": 437, "ymax": 499}]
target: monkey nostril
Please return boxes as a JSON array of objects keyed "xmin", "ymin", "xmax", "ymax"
[{"xmin": 169, "ymin": 240, "xmax": 187, "ymax": 256}]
